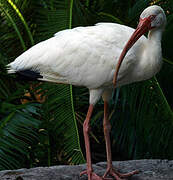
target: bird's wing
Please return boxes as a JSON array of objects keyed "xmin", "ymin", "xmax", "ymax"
[
  {"xmin": 7, "ymin": 23, "xmax": 147, "ymax": 88},
  {"xmin": 7, "ymin": 35, "xmax": 71, "ymax": 83},
  {"xmin": 91, "ymin": 23, "xmax": 147, "ymax": 87}
]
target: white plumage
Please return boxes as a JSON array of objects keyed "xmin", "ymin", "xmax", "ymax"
[
  {"xmin": 7, "ymin": 5, "xmax": 166, "ymax": 180},
  {"xmin": 7, "ymin": 23, "xmax": 157, "ymax": 103},
  {"xmin": 7, "ymin": 6, "xmax": 166, "ymax": 102},
  {"xmin": 8, "ymin": 25, "xmax": 134, "ymax": 103},
  {"xmin": 8, "ymin": 24, "xmax": 139, "ymax": 86}
]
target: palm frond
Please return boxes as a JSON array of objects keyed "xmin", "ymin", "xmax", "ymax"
[
  {"xmin": 0, "ymin": 103, "xmax": 41, "ymax": 170},
  {"xmin": 111, "ymin": 77, "xmax": 173, "ymax": 159},
  {"xmin": 7, "ymin": 0, "xmax": 34, "ymax": 45},
  {"xmin": 0, "ymin": 0, "xmax": 173, "ymax": 169},
  {"xmin": 31, "ymin": 0, "xmax": 85, "ymax": 164},
  {"xmin": 33, "ymin": 0, "xmax": 73, "ymax": 41},
  {"xmin": 0, "ymin": 0, "xmax": 34, "ymax": 59},
  {"xmin": 37, "ymin": 82, "xmax": 85, "ymax": 164},
  {"xmin": 0, "ymin": 0, "xmax": 26, "ymax": 51},
  {"xmin": 128, "ymin": 0, "xmax": 149, "ymax": 22}
]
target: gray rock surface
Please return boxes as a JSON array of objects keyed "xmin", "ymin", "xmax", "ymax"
[{"xmin": 0, "ymin": 160, "xmax": 173, "ymax": 180}]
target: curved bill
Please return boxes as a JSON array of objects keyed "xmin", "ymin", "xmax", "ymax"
[{"xmin": 113, "ymin": 17, "xmax": 152, "ymax": 88}]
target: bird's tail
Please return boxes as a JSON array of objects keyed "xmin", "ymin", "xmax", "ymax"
[
  {"xmin": 6, "ymin": 64, "xmax": 16, "ymax": 74},
  {"xmin": 6, "ymin": 64, "xmax": 43, "ymax": 81}
]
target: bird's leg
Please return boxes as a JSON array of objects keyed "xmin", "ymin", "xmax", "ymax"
[
  {"xmin": 80, "ymin": 104, "xmax": 107, "ymax": 180},
  {"xmin": 103, "ymin": 101, "xmax": 139, "ymax": 180}
]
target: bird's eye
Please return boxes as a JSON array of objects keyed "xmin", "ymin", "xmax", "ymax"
[{"xmin": 150, "ymin": 15, "xmax": 156, "ymax": 21}]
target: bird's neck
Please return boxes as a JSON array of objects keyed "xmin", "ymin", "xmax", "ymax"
[
  {"xmin": 148, "ymin": 28, "xmax": 163, "ymax": 44},
  {"xmin": 138, "ymin": 28, "xmax": 163, "ymax": 80},
  {"xmin": 147, "ymin": 28, "xmax": 163, "ymax": 61},
  {"xmin": 147, "ymin": 28, "xmax": 163, "ymax": 62}
]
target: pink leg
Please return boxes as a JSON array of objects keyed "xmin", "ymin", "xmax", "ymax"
[
  {"xmin": 80, "ymin": 104, "xmax": 107, "ymax": 180},
  {"xmin": 103, "ymin": 101, "xmax": 139, "ymax": 180}
]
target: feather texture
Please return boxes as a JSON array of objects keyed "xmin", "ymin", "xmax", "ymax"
[
  {"xmin": 7, "ymin": 4, "xmax": 165, "ymax": 104},
  {"xmin": 7, "ymin": 23, "xmax": 147, "ymax": 88}
]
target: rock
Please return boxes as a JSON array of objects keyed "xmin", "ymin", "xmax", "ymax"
[{"xmin": 0, "ymin": 160, "xmax": 173, "ymax": 180}]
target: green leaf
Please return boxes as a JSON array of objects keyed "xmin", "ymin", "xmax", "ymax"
[
  {"xmin": 128, "ymin": 0, "xmax": 149, "ymax": 22},
  {"xmin": 0, "ymin": 103, "xmax": 41, "ymax": 170},
  {"xmin": 111, "ymin": 77, "xmax": 173, "ymax": 159},
  {"xmin": 0, "ymin": 0, "xmax": 26, "ymax": 50},
  {"xmin": 6, "ymin": 0, "xmax": 34, "ymax": 45},
  {"xmin": 98, "ymin": 12, "xmax": 123, "ymax": 24},
  {"xmin": 32, "ymin": 0, "xmax": 85, "ymax": 164}
]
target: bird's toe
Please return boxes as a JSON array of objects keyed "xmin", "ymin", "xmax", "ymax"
[{"xmin": 103, "ymin": 167, "xmax": 139, "ymax": 180}]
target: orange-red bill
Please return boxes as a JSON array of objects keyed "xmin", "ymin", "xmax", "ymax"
[{"xmin": 113, "ymin": 16, "xmax": 153, "ymax": 88}]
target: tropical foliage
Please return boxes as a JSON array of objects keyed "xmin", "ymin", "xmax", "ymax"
[{"xmin": 0, "ymin": 0, "xmax": 172, "ymax": 170}]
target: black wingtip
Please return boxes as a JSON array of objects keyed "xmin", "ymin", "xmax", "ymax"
[{"xmin": 16, "ymin": 69, "xmax": 43, "ymax": 81}]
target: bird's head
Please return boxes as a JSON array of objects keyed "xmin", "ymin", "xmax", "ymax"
[
  {"xmin": 113, "ymin": 5, "xmax": 166, "ymax": 87},
  {"xmin": 140, "ymin": 5, "xmax": 166, "ymax": 31}
]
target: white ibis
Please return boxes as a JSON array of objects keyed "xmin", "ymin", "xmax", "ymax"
[{"xmin": 7, "ymin": 5, "xmax": 166, "ymax": 180}]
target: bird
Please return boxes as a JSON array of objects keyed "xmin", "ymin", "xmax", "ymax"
[{"xmin": 7, "ymin": 5, "xmax": 166, "ymax": 180}]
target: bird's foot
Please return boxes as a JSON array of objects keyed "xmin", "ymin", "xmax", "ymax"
[
  {"xmin": 103, "ymin": 167, "xmax": 139, "ymax": 180},
  {"xmin": 80, "ymin": 170, "xmax": 112, "ymax": 180}
]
